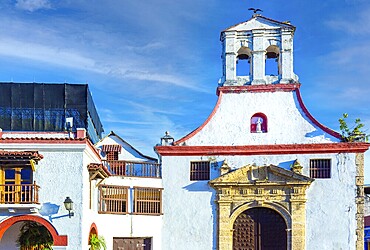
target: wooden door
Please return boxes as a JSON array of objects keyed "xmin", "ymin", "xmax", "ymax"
[
  {"xmin": 233, "ymin": 207, "xmax": 287, "ymax": 250},
  {"xmin": 113, "ymin": 237, "xmax": 152, "ymax": 250}
]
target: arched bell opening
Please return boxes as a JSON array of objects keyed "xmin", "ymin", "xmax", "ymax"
[
  {"xmin": 236, "ymin": 47, "xmax": 252, "ymax": 76},
  {"xmin": 265, "ymin": 45, "xmax": 280, "ymax": 76}
]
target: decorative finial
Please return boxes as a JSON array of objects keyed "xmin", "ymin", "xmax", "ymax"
[
  {"xmin": 291, "ymin": 160, "xmax": 303, "ymax": 174},
  {"xmin": 220, "ymin": 159, "xmax": 231, "ymax": 175},
  {"xmin": 248, "ymin": 8, "xmax": 263, "ymax": 15},
  {"xmin": 161, "ymin": 131, "xmax": 174, "ymax": 146}
]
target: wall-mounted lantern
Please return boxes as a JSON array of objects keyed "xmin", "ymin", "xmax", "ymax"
[{"xmin": 63, "ymin": 197, "xmax": 74, "ymax": 218}]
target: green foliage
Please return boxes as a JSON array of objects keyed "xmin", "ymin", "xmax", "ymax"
[
  {"xmin": 89, "ymin": 234, "xmax": 107, "ymax": 250},
  {"xmin": 339, "ymin": 113, "xmax": 368, "ymax": 142},
  {"xmin": 17, "ymin": 221, "xmax": 53, "ymax": 250}
]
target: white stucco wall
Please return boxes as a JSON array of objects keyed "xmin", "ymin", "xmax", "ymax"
[
  {"xmin": 161, "ymin": 152, "xmax": 358, "ymax": 250},
  {"xmin": 88, "ymin": 176, "xmax": 163, "ymax": 249},
  {"xmin": 95, "ymin": 135, "xmax": 155, "ymax": 162},
  {"xmin": 0, "ymin": 142, "xmax": 100, "ymax": 250},
  {"xmin": 183, "ymin": 91, "xmax": 339, "ymax": 146}
]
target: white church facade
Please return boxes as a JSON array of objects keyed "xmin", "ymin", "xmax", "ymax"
[
  {"xmin": 155, "ymin": 14, "xmax": 369, "ymax": 250},
  {"xmin": 0, "ymin": 14, "xmax": 369, "ymax": 250}
]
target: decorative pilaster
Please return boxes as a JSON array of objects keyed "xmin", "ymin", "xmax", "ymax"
[
  {"xmin": 251, "ymin": 30, "xmax": 266, "ymax": 85},
  {"xmin": 290, "ymin": 187, "xmax": 308, "ymax": 250},
  {"xmin": 355, "ymin": 153, "xmax": 365, "ymax": 250},
  {"xmin": 280, "ymin": 29, "xmax": 294, "ymax": 83},
  {"xmin": 217, "ymin": 199, "xmax": 233, "ymax": 250}
]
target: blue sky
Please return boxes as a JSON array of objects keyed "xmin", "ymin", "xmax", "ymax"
[{"xmin": 1, "ymin": 0, "xmax": 370, "ymax": 179}]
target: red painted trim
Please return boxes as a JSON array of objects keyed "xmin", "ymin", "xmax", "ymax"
[
  {"xmin": 295, "ymin": 88, "xmax": 342, "ymax": 139},
  {"xmin": 0, "ymin": 215, "xmax": 68, "ymax": 246},
  {"xmin": 89, "ymin": 222, "xmax": 98, "ymax": 235},
  {"xmin": 155, "ymin": 143, "xmax": 369, "ymax": 156},
  {"xmin": 0, "ymin": 137, "xmax": 102, "ymax": 161},
  {"xmin": 216, "ymin": 83, "xmax": 301, "ymax": 95},
  {"xmin": 0, "ymin": 137, "xmax": 86, "ymax": 143},
  {"xmin": 88, "ymin": 222, "xmax": 98, "ymax": 244},
  {"xmin": 174, "ymin": 92, "xmax": 223, "ymax": 146},
  {"xmin": 2, "ymin": 131, "xmax": 72, "ymax": 135}
]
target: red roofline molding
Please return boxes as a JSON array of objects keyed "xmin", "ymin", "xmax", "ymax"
[
  {"xmin": 156, "ymin": 143, "xmax": 369, "ymax": 156},
  {"xmin": 174, "ymin": 91, "xmax": 223, "ymax": 146},
  {"xmin": 295, "ymin": 87, "xmax": 342, "ymax": 139},
  {"xmin": 0, "ymin": 215, "xmax": 68, "ymax": 246},
  {"xmin": 216, "ymin": 83, "xmax": 300, "ymax": 95}
]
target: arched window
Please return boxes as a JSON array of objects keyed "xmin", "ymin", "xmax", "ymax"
[
  {"xmin": 265, "ymin": 45, "xmax": 280, "ymax": 76},
  {"xmin": 250, "ymin": 113, "xmax": 268, "ymax": 133},
  {"xmin": 236, "ymin": 47, "xmax": 252, "ymax": 76}
]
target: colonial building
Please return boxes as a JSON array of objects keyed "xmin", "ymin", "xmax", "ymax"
[
  {"xmin": 155, "ymin": 14, "xmax": 369, "ymax": 250},
  {"xmin": 0, "ymin": 83, "xmax": 162, "ymax": 250}
]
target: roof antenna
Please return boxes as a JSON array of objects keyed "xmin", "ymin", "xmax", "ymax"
[{"xmin": 248, "ymin": 8, "xmax": 263, "ymax": 16}]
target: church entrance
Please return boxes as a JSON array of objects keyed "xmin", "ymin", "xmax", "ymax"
[{"xmin": 233, "ymin": 207, "xmax": 287, "ymax": 250}]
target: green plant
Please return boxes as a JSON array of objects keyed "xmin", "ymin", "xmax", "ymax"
[
  {"xmin": 16, "ymin": 221, "xmax": 53, "ymax": 250},
  {"xmin": 339, "ymin": 113, "xmax": 368, "ymax": 142},
  {"xmin": 89, "ymin": 234, "xmax": 106, "ymax": 250}
]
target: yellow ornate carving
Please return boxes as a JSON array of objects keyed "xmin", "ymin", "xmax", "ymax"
[{"xmin": 209, "ymin": 164, "xmax": 313, "ymax": 250}]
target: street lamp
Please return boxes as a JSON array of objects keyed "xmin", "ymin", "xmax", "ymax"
[{"xmin": 63, "ymin": 197, "xmax": 74, "ymax": 218}]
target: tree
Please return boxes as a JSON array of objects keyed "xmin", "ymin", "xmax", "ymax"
[
  {"xmin": 17, "ymin": 221, "xmax": 53, "ymax": 250},
  {"xmin": 339, "ymin": 113, "xmax": 368, "ymax": 142}
]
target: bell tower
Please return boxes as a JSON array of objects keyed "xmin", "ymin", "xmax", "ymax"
[{"xmin": 220, "ymin": 14, "xmax": 298, "ymax": 86}]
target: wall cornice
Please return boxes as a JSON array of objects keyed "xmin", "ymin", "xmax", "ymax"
[{"xmin": 155, "ymin": 143, "xmax": 370, "ymax": 156}]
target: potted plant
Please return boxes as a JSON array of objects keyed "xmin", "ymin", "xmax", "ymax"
[
  {"xmin": 89, "ymin": 234, "xmax": 106, "ymax": 250},
  {"xmin": 17, "ymin": 221, "xmax": 53, "ymax": 250}
]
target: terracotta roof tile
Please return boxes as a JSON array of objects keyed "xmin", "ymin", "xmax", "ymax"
[
  {"xmin": 0, "ymin": 150, "xmax": 43, "ymax": 161},
  {"xmin": 101, "ymin": 144, "xmax": 122, "ymax": 152},
  {"xmin": 87, "ymin": 163, "xmax": 111, "ymax": 177}
]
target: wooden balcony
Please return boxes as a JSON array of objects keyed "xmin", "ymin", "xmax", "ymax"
[
  {"xmin": 102, "ymin": 160, "xmax": 161, "ymax": 178},
  {"xmin": 0, "ymin": 182, "xmax": 40, "ymax": 204}
]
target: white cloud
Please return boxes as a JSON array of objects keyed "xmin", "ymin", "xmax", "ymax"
[
  {"xmin": 15, "ymin": 0, "xmax": 51, "ymax": 12},
  {"xmin": 326, "ymin": 4, "xmax": 370, "ymax": 35},
  {"xmin": 0, "ymin": 37, "xmax": 207, "ymax": 92}
]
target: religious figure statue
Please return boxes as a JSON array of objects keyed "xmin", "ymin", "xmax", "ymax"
[{"xmin": 256, "ymin": 117, "xmax": 263, "ymax": 132}]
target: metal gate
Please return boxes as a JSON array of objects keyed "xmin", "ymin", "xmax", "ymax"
[
  {"xmin": 233, "ymin": 207, "xmax": 287, "ymax": 250},
  {"xmin": 113, "ymin": 237, "xmax": 152, "ymax": 250}
]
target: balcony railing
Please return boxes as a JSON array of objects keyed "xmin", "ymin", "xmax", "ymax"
[
  {"xmin": 0, "ymin": 182, "xmax": 40, "ymax": 204},
  {"xmin": 102, "ymin": 160, "xmax": 161, "ymax": 178}
]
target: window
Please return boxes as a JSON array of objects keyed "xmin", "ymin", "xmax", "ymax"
[
  {"xmin": 0, "ymin": 166, "xmax": 37, "ymax": 204},
  {"xmin": 250, "ymin": 113, "xmax": 268, "ymax": 133},
  {"xmin": 106, "ymin": 151, "xmax": 118, "ymax": 161},
  {"xmin": 310, "ymin": 159, "xmax": 331, "ymax": 178},
  {"xmin": 133, "ymin": 187, "xmax": 162, "ymax": 215},
  {"xmin": 99, "ymin": 185, "xmax": 128, "ymax": 214},
  {"xmin": 190, "ymin": 161, "xmax": 210, "ymax": 181}
]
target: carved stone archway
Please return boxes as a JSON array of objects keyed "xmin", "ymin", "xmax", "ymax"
[{"xmin": 209, "ymin": 164, "xmax": 313, "ymax": 250}]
